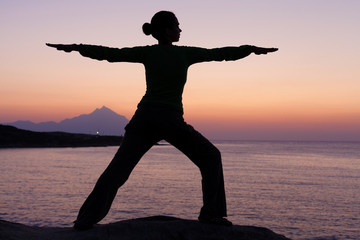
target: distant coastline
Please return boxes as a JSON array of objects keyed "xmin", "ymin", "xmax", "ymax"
[
  {"xmin": 0, "ymin": 124, "xmax": 123, "ymax": 148},
  {"xmin": 4, "ymin": 106, "xmax": 129, "ymax": 137}
]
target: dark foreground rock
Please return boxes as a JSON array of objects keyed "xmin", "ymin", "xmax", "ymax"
[{"xmin": 0, "ymin": 216, "xmax": 291, "ymax": 240}]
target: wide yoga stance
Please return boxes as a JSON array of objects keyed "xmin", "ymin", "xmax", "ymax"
[{"xmin": 47, "ymin": 11, "xmax": 278, "ymax": 230}]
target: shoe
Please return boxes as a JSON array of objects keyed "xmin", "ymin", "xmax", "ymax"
[
  {"xmin": 73, "ymin": 221, "xmax": 94, "ymax": 231},
  {"xmin": 198, "ymin": 216, "xmax": 233, "ymax": 226}
]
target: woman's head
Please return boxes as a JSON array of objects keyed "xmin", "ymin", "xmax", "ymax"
[{"xmin": 143, "ymin": 11, "xmax": 181, "ymax": 44}]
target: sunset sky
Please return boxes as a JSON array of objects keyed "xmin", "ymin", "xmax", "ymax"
[{"xmin": 1, "ymin": 0, "xmax": 360, "ymax": 141}]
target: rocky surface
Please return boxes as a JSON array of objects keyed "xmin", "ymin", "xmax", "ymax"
[{"xmin": 0, "ymin": 215, "xmax": 291, "ymax": 240}]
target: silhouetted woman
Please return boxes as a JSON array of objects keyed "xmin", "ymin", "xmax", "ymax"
[{"xmin": 47, "ymin": 10, "xmax": 277, "ymax": 230}]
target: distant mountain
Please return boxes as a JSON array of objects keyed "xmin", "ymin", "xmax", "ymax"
[{"xmin": 6, "ymin": 106, "xmax": 129, "ymax": 136}]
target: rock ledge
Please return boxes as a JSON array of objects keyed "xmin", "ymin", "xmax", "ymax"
[{"xmin": 0, "ymin": 215, "xmax": 291, "ymax": 240}]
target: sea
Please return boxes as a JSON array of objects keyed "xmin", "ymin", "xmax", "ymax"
[{"xmin": 0, "ymin": 141, "xmax": 359, "ymax": 240}]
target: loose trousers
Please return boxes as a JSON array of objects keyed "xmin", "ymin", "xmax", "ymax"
[{"xmin": 75, "ymin": 106, "xmax": 227, "ymax": 225}]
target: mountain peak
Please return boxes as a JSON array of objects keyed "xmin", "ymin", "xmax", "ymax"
[
  {"xmin": 91, "ymin": 106, "xmax": 120, "ymax": 118},
  {"xmin": 6, "ymin": 107, "xmax": 129, "ymax": 136},
  {"xmin": 99, "ymin": 106, "xmax": 111, "ymax": 111},
  {"xmin": 94, "ymin": 106, "xmax": 112, "ymax": 113}
]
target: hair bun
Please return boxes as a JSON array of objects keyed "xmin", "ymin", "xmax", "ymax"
[{"xmin": 142, "ymin": 22, "xmax": 152, "ymax": 36}]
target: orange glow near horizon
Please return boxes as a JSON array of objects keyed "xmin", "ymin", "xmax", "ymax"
[{"xmin": 1, "ymin": 1, "xmax": 360, "ymax": 141}]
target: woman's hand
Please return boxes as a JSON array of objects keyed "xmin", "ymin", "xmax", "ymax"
[
  {"xmin": 252, "ymin": 46, "xmax": 278, "ymax": 55},
  {"xmin": 46, "ymin": 43, "xmax": 79, "ymax": 53}
]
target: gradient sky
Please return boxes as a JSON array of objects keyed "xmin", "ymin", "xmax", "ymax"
[{"xmin": 1, "ymin": 0, "xmax": 360, "ymax": 141}]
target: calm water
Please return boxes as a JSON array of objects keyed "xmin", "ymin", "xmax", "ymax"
[{"xmin": 0, "ymin": 141, "xmax": 359, "ymax": 240}]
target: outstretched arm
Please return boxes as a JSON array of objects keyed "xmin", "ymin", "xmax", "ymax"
[
  {"xmin": 251, "ymin": 46, "xmax": 278, "ymax": 55},
  {"xmin": 188, "ymin": 45, "xmax": 278, "ymax": 64},
  {"xmin": 46, "ymin": 43, "xmax": 80, "ymax": 53},
  {"xmin": 46, "ymin": 43, "xmax": 145, "ymax": 63}
]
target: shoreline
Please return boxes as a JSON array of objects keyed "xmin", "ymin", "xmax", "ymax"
[{"xmin": 0, "ymin": 124, "xmax": 123, "ymax": 148}]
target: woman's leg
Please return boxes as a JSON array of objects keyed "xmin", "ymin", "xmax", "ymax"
[
  {"xmin": 74, "ymin": 131, "xmax": 157, "ymax": 228},
  {"xmin": 164, "ymin": 123, "xmax": 227, "ymax": 220}
]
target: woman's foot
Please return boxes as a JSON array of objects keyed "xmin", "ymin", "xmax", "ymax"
[
  {"xmin": 73, "ymin": 221, "xmax": 94, "ymax": 231},
  {"xmin": 198, "ymin": 216, "xmax": 233, "ymax": 226}
]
